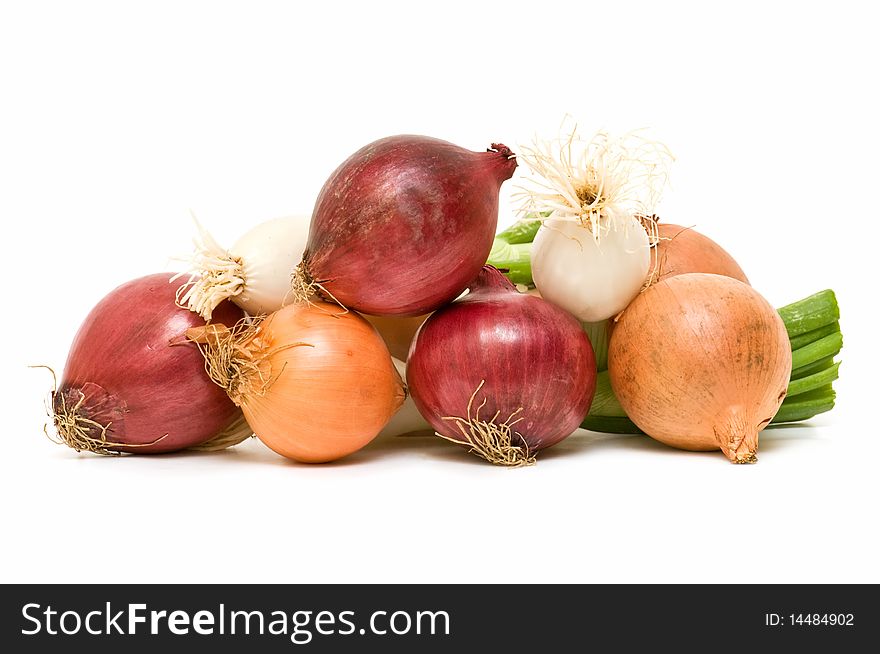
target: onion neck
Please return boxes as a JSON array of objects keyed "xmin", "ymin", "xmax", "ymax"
[
  {"xmin": 485, "ymin": 143, "xmax": 518, "ymax": 183},
  {"xmin": 714, "ymin": 409, "xmax": 759, "ymax": 464},
  {"xmin": 468, "ymin": 266, "xmax": 519, "ymax": 296}
]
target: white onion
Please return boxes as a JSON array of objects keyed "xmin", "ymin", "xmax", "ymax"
[
  {"xmin": 516, "ymin": 127, "xmax": 671, "ymax": 323},
  {"xmin": 175, "ymin": 215, "xmax": 310, "ymax": 319},
  {"xmin": 531, "ymin": 217, "xmax": 650, "ymax": 322}
]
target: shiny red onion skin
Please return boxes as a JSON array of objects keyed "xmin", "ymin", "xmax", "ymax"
[
  {"xmin": 406, "ymin": 267, "xmax": 597, "ymax": 452},
  {"xmin": 304, "ymin": 135, "xmax": 517, "ymax": 316},
  {"xmin": 55, "ymin": 273, "xmax": 243, "ymax": 453}
]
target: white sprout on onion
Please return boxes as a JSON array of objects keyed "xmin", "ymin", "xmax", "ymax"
[
  {"xmin": 513, "ymin": 125, "xmax": 674, "ymax": 323},
  {"xmin": 172, "ymin": 213, "xmax": 246, "ymax": 320},
  {"xmin": 515, "ymin": 126, "xmax": 673, "ymax": 243}
]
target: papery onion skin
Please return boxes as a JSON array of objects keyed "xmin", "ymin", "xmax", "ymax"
[
  {"xmin": 406, "ymin": 266, "xmax": 596, "ymax": 460},
  {"xmin": 608, "ymin": 273, "xmax": 791, "ymax": 463},
  {"xmin": 302, "ymin": 135, "xmax": 517, "ymax": 316},
  {"xmin": 653, "ymin": 223, "xmax": 749, "ymax": 284},
  {"xmin": 53, "ymin": 274, "xmax": 244, "ymax": 454},
  {"xmin": 239, "ymin": 302, "xmax": 406, "ymax": 463}
]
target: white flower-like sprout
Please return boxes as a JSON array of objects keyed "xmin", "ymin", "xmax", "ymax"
[{"xmin": 515, "ymin": 126, "xmax": 673, "ymax": 243}]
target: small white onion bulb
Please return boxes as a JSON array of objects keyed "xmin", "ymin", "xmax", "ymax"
[
  {"xmin": 532, "ymin": 217, "xmax": 650, "ymax": 322},
  {"xmin": 175, "ymin": 214, "xmax": 311, "ymax": 319}
]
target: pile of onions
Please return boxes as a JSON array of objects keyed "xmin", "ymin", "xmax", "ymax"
[
  {"xmin": 651, "ymin": 222, "xmax": 749, "ymax": 284},
  {"xmin": 293, "ymin": 135, "xmax": 517, "ymax": 316},
  {"xmin": 175, "ymin": 215, "xmax": 311, "ymax": 320},
  {"xmin": 608, "ymin": 273, "xmax": 791, "ymax": 463},
  {"xmin": 406, "ymin": 266, "xmax": 596, "ymax": 466},
  {"xmin": 47, "ymin": 274, "xmax": 249, "ymax": 454},
  {"xmin": 188, "ymin": 302, "xmax": 406, "ymax": 463}
]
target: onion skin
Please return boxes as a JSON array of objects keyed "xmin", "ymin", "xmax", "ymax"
[
  {"xmin": 653, "ymin": 223, "xmax": 749, "ymax": 284},
  {"xmin": 237, "ymin": 302, "xmax": 406, "ymax": 463},
  {"xmin": 532, "ymin": 216, "xmax": 651, "ymax": 322},
  {"xmin": 53, "ymin": 274, "xmax": 244, "ymax": 454},
  {"xmin": 407, "ymin": 266, "xmax": 596, "ymax": 463},
  {"xmin": 608, "ymin": 273, "xmax": 791, "ymax": 463},
  {"xmin": 303, "ymin": 135, "xmax": 517, "ymax": 316}
]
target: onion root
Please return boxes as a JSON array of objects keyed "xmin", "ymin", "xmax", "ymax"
[
  {"xmin": 35, "ymin": 366, "xmax": 166, "ymax": 455},
  {"xmin": 185, "ymin": 319, "xmax": 313, "ymax": 406},
  {"xmin": 172, "ymin": 217, "xmax": 247, "ymax": 320},
  {"xmin": 438, "ymin": 381, "xmax": 535, "ymax": 467}
]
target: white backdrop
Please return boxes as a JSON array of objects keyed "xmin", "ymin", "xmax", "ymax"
[{"xmin": 1, "ymin": 0, "xmax": 876, "ymax": 583}]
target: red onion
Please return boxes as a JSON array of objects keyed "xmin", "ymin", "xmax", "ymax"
[
  {"xmin": 295, "ymin": 135, "xmax": 517, "ymax": 316},
  {"xmin": 49, "ymin": 274, "xmax": 245, "ymax": 454},
  {"xmin": 406, "ymin": 266, "xmax": 596, "ymax": 465}
]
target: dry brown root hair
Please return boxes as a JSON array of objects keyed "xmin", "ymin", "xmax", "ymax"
[
  {"xmin": 170, "ymin": 214, "xmax": 246, "ymax": 321},
  {"xmin": 287, "ymin": 261, "xmax": 349, "ymax": 317},
  {"xmin": 438, "ymin": 380, "xmax": 535, "ymax": 467},
  {"xmin": 640, "ymin": 215, "xmax": 693, "ymax": 291},
  {"xmin": 607, "ymin": 214, "xmax": 674, "ymax": 324},
  {"xmin": 32, "ymin": 365, "xmax": 166, "ymax": 455},
  {"xmin": 185, "ymin": 317, "xmax": 313, "ymax": 406},
  {"xmin": 514, "ymin": 125, "xmax": 673, "ymax": 242}
]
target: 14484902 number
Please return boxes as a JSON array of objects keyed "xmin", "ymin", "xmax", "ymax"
[{"xmin": 790, "ymin": 614, "xmax": 854, "ymax": 626}]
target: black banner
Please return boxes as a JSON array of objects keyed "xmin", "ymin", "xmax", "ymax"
[{"xmin": 1, "ymin": 584, "xmax": 876, "ymax": 651}]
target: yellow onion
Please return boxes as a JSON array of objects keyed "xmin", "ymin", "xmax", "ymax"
[
  {"xmin": 651, "ymin": 222, "xmax": 749, "ymax": 284},
  {"xmin": 189, "ymin": 302, "xmax": 405, "ymax": 463},
  {"xmin": 609, "ymin": 273, "xmax": 791, "ymax": 463}
]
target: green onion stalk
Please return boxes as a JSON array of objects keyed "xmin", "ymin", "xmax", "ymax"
[{"xmin": 487, "ymin": 221, "xmax": 842, "ymax": 433}]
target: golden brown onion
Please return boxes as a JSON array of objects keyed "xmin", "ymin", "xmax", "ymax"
[
  {"xmin": 609, "ymin": 273, "xmax": 790, "ymax": 463},
  {"xmin": 189, "ymin": 302, "xmax": 405, "ymax": 463},
  {"xmin": 652, "ymin": 223, "xmax": 749, "ymax": 284}
]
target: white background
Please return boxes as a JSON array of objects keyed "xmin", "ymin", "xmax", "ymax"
[{"xmin": 2, "ymin": 0, "xmax": 877, "ymax": 584}]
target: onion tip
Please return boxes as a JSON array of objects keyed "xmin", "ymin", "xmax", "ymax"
[{"xmin": 714, "ymin": 417, "xmax": 759, "ymax": 464}]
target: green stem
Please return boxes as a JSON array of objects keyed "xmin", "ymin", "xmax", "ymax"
[
  {"xmin": 486, "ymin": 239, "xmax": 533, "ymax": 286},
  {"xmin": 777, "ymin": 290, "xmax": 839, "ymax": 337},
  {"xmin": 791, "ymin": 356, "xmax": 835, "ymax": 380},
  {"xmin": 496, "ymin": 218, "xmax": 543, "ymax": 244},
  {"xmin": 788, "ymin": 321, "xmax": 840, "ymax": 351},
  {"xmin": 588, "ymin": 371, "xmax": 625, "ymax": 417},
  {"xmin": 786, "ymin": 362, "xmax": 840, "ymax": 398},
  {"xmin": 583, "ymin": 321, "xmax": 610, "ymax": 372},
  {"xmin": 791, "ymin": 332, "xmax": 843, "ymax": 370},
  {"xmin": 770, "ymin": 388, "xmax": 836, "ymax": 424}
]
